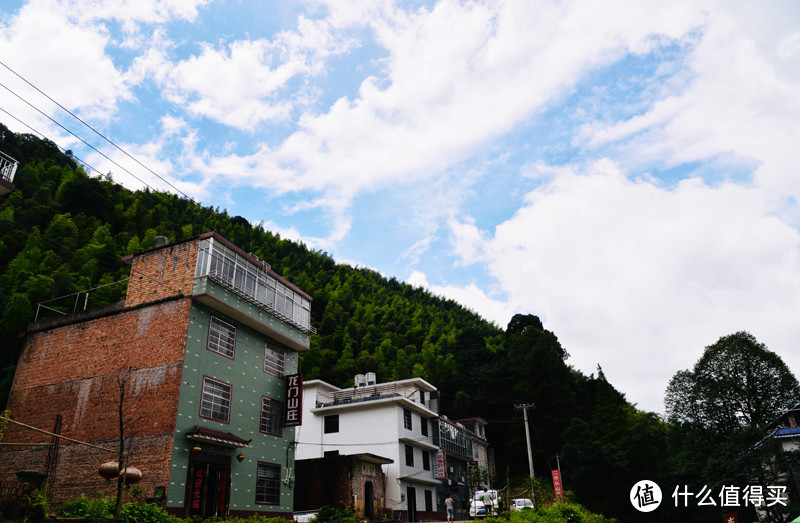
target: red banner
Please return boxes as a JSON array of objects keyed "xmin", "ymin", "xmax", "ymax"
[
  {"xmin": 284, "ymin": 373, "xmax": 303, "ymax": 427},
  {"xmin": 435, "ymin": 450, "xmax": 447, "ymax": 479},
  {"xmin": 723, "ymin": 515, "xmax": 739, "ymax": 523},
  {"xmin": 551, "ymin": 470, "xmax": 564, "ymax": 503}
]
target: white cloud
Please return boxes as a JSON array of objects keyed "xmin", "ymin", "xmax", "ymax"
[
  {"xmin": 162, "ymin": 40, "xmax": 298, "ymax": 128},
  {"xmin": 577, "ymin": 1, "xmax": 800, "ymax": 210},
  {"xmin": 209, "ymin": 0, "xmax": 710, "ymax": 244},
  {"xmin": 0, "ymin": 0, "xmax": 131, "ymax": 132},
  {"xmin": 450, "ymin": 160, "xmax": 800, "ymax": 411}
]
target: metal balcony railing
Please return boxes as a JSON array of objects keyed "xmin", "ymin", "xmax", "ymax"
[
  {"xmin": 206, "ymin": 269, "xmax": 316, "ymax": 335},
  {"xmin": 1, "ymin": 151, "xmax": 18, "ymax": 184}
]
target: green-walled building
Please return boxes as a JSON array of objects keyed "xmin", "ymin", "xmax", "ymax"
[{"xmin": 0, "ymin": 232, "xmax": 313, "ymax": 518}]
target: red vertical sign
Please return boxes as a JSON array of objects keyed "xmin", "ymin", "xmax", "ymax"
[
  {"xmin": 435, "ymin": 450, "xmax": 447, "ymax": 479},
  {"xmin": 551, "ymin": 470, "xmax": 564, "ymax": 503},
  {"xmin": 284, "ymin": 373, "xmax": 303, "ymax": 427},
  {"xmin": 190, "ymin": 466, "xmax": 205, "ymax": 515}
]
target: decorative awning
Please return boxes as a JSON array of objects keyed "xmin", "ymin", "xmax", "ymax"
[{"xmin": 186, "ymin": 425, "xmax": 252, "ymax": 448}]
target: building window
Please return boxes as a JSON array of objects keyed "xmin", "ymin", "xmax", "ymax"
[
  {"xmin": 420, "ymin": 391, "xmax": 425, "ymax": 404},
  {"xmin": 405, "ymin": 445, "xmax": 414, "ymax": 467},
  {"xmin": 256, "ymin": 463, "xmax": 281, "ymax": 505},
  {"xmin": 421, "ymin": 418, "xmax": 428, "ymax": 437},
  {"xmin": 324, "ymin": 415, "xmax": 339, "ymax": 434},
  {"xmin": 425, "ymin": 490, "xmax": 433, "ymax": 512},
  {"xmin": 200, "ymin": 377, "xmax": 231, "ymax": 423},
  {"xmin": 260, "ymin": 397, "xmax": 283, "ymax": 436},
  {"xmin": 264, "ymin": 341, "xmax": 286, "ymax": 378},
  {"xmin": 403, "ymin": 408, "xmax": 412, "ymax": 430},
  {"xmin": 422, "ymin": 450, "xmax": 431, "ymax": 471},
  {"xmin": 208, "ymin": 316, "xmax": 236, "ymax": 358}
]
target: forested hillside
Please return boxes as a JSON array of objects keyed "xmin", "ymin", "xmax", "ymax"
[{"xmin": 5, "ymin": 123, "xmax": 796, "ymax": 522}]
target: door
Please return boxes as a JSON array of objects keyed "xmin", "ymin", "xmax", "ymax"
[
  {"xmin": 407, "ymin": 486, "xmax": 417, "ymax": 522},
  {"xmin": 187, "ymin": 458, "xmax": 231, "ymax": 518},
  {"xmin": 365, "ymin": 481, "xmax": 375, "ymax": 519}
]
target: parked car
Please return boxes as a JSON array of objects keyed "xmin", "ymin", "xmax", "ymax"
[
  {"xmin": 511, "ymin": 498, "xmax": 534, "ymax": 511},
  {"xmin": 469, "ymin": 490, "xmax": 498, "ymax": 518}
]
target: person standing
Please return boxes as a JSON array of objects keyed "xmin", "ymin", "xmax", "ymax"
[{"xmin": 445, "ymin": 494, "xmax": 454, "ymax": 522}]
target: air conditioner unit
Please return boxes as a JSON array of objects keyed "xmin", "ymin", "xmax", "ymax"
[
  {"xmin": 365, "ymin": 372, "xmax": 376, "ymax": 385},
  {"xmin": 355, "ymin": 374, "xmax": 366, "ymax": 387}
]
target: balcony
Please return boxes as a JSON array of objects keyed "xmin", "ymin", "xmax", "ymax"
[
  {"xmin": 195, "ymin": 234, "xmax": 315, "ymax": 336},
  {"xmin": 0, "ymin": 150, "xmax": 17, "ymax": 196}
]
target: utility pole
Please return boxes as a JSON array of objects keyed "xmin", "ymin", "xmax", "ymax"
[{"xmin": 515, "ymin": 403, "xmax": 536, "ymax": 504}]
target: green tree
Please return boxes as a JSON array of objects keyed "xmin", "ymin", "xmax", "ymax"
[
  {"xmin": 664, "ymin": 332, "xmax": 800, "ymax": 522},
  {"xmin": 665, "ymin": 331, "xmax": 799, "ymax": 433}
]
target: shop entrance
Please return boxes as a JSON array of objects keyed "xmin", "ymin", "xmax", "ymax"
[{"xmin": 187, "ymin": 454, "xmax": 231, "ymax": 518}]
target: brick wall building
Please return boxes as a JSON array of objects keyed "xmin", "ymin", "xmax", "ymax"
[{"xmin": 0, "ymin": 232, "xmax": 313, "ymax": 518}]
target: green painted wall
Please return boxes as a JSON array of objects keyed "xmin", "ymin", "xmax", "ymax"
[{"xmin": 166, "ymin": 300, "xmax": 301, "ymax": 516}]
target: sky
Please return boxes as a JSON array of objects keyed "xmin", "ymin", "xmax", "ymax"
[{"xmin": 2, "ymin": 0, "xmax": 800, "ymax": 414}]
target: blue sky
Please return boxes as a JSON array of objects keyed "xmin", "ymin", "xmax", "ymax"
[{"xmin": 2, "ymin": 0, "xmax": 800, "ymax": 413}]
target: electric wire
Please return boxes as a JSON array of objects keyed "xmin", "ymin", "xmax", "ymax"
[
  {"xmin": 0, "ymin": 59, "xmax": 191, "ymax": 200},
  {"xmin": 0, "ymin": 80, "xmax": 157, "ymax": 191},
  {"xmin": 0, "ymin": 105, "xmax": 105, "ymax": 177}
]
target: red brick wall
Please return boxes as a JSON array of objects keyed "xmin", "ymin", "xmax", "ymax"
[
  {"xmin": 0, "ymin": 297, "xmax": 191, "ymax": 506},
  {"xmin": 125, "ymin": 241, "xmax": 198, "ymax": 308}
]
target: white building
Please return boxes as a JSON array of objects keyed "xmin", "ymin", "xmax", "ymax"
[{"xmin": 296, "ymin": 374, "xmax": 441, "ymax": 521}]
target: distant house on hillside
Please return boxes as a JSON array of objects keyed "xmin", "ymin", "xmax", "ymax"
[{"xmin": 0, "ymin": 232, "xmax": 313, "ymax": 519}]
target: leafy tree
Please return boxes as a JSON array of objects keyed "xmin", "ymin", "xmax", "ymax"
[
  {"xmin": 665, "ymin": 331, "xmax": 799, "ymax": 433},
  {"xmin": 664, "ymin": 332, "xmax": 800, "ymax": 522}
]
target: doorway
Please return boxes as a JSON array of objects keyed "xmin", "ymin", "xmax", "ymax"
[
  {"xmin": 364, "ymin": 481, "xmax": 374, "ymax": 519},
  {"xmin": 187, "ymin": 456, "xmax": 231, "ymax": 518},
  {"xmin": 407, "ymin": 486, "xmax": 417, "ymax": 522}
]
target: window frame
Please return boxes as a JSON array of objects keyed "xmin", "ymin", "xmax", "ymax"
[
  {"xmin": 260, "ymin": 396, "xmax": 283, "ymax": 437},
  {"xmin": 403, "ymin": 408, "xmax": 412, "ymax": 431},
  {"xmin": 405, "ymin": 444, "xmax": 414, "ymax": 467},
  {"xmin": 207, "ymin": 315, "xmax": 236, "ymax": 360},
  {"xmin": 255, "ymin": 462, "xmax": 281, "ymax": 505},
  {"xmin": 324, "ymin": 414, "xmax": 339, "ymax": 434},
  {"xmin": 422, "ymin": 450, "xmax": 431, "ymax": 471},
  {"xmin": 264, "ymin": 341, "xmax": 286, "ymax": 379},
  {"xmin": 421, "ymin": 417, "xmax": 428, "ymax": 437},
  {"xmin": 199, "ymin": 376, "xmax": 232, "ymax": 424}
]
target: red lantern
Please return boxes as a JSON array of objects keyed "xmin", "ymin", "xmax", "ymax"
[
  {"xmin": 123, "ymin": 467, "xmax": 142, "ymax": 485},
  {"xmin": 98, "ymin": 461, "xmax": 120, "ymax": 480}
]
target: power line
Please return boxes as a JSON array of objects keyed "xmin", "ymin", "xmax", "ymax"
[
  {"xmin": 0, "ymin": 105, "xmax": 105, "ymax": 177},
  {"xmin": 0, "ymin": 59, "xmax": 191, "ymax": 200},
  {"xmin": 0, "ymin": 79, "xmax": 158, "ymax": 191}
]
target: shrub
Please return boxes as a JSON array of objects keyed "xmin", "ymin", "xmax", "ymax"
[
  {"xmin": 314, "ymin": 505, "xmax": 357, "ymax": 523},
  {"xmin": 56, "ymin": 496, "xmax": 179, "ymax": 523}
]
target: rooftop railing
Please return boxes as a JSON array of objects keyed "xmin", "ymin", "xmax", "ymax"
[{"xmin": 316, "ymin": 382, "xmax": 437, "ymax": 412}]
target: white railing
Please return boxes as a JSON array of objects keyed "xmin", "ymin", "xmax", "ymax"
[
  {"xmin": 0, "ymin": 151, "xmax": 18, "ymax": 184},
  {"xmin": 316, "ymin": 382, "xmax": 431, "ymax": 409}
]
